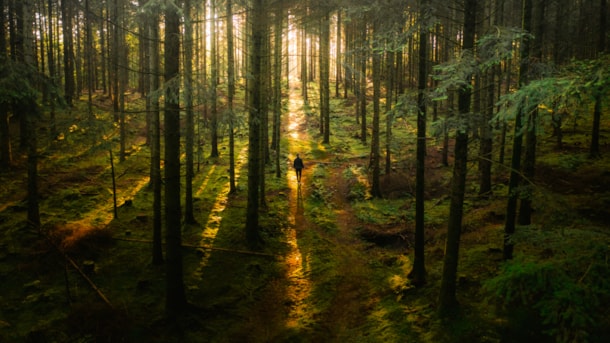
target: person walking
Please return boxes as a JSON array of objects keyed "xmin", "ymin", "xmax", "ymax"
[{"xmin": 293, "ymin": 154, "xmax": 304, "ymax": 183}]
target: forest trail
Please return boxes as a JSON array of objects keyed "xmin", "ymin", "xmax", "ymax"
[
  {"xmin": 284, "ymin": 86, "xmax": 313, "ymax": 329},
  {"xmin": 279, "ymin": 86, "xmax": 379, "ymax": 340}
]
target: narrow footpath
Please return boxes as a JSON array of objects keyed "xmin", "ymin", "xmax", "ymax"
[{"xmin": 278, "ymin": 86, "xmax": 381, "ymax": 341}]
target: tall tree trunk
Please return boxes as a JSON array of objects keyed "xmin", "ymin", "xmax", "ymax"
[
  {"xmin": 100, "ymin": 3, "xmax": 107, "ymax": 94},
  {"xmin": 409, "ymin": 0, "xmax": 428, "ymax": 286},
  {"xmin": 47, "ymin": 0, "xmax": 57, "ymax": 139},
  {"xmin": 75, "ymin": 16, "xmax": 82, "ymax": 98},
  {"xmin": 300, "ymin": 8, "xmax": 308, "ymax": 102},
  {"xmin": 61, "ymin": 0, "xmax": 74, "ymax": 106},
  {"xmin": 273, "ymin": 8, "xmax": 283, "ymax": 178},
  {"xmin": 590, "ymin": 0, "xmax": 606, "ymax": 158},
  {"xmin": 140, "ymin": 0, "xmax": 150, "ymax": 146},
  {"xmin": 111, "ymin": 0, "xmax": 120, "ymax": 123},
  {"xmin": 0, "ymin": 0, "xmax": 10, "ymax": 168},
  {"xmin": 343, "ymin": 21, "xmax": 351, "ymax": 99},
  {"xmin": 408, "ymin": 0, "xmax": 428, "ymax": 286},
  {"xmin": 499, "ymin": 57, "xmax": 511, "ymax": 165},
  {"xmin": 259, "ymin": 24, "xmax": 270, "ymax": 208},
  {"xmin": 320, "ymin": 13, "xmax": 331, "ymax": 144},
  {"xmin": 504, "ymin": 0, "xmax": 532, "ymax": 261},
  {"xmin": 227, "ymin": 0, "xmax": 237, "ymax": 194},
  {"xmin": 480, "ymin": 0, "xmax": 499, "ymax": 196},
  {"xmin": 599, "ymin": 0, "xmax": 607, "ymax": 55},
  {"xmin": 184, "ymin": 0, "xmax": 197, "ymax": 224},
  {"xmin": 164, "ymin": 1, "xmax": 187, "ymax": 315},
  {"xmin": 370, "ymin": 21, "xmax": 381, "ymax": 198},
  {"xmin": 20, "ymin": 0, "xmax": 40, "ymax": 231},
  {"xmin": 384, "ymin": 49, "xmax": 395, "ymax": 175},
  {"xmin": 85, "ymin": 0, "xmax": 94, "ymax": 122},
  {"xmin": 335, "ymin": 9, "xmax": 342, "ymax": 98},
  {"xmin": 519, "ymin": 0, "xmax": 545, "ymax": 225},
  {"xmin": 15, "ymin": 0, "xmax": 28, "ymax": 151},
  {"xmin": 438, "ymin": 0, "xmax": 475, "ymax": 317},
  {"xmin": 210, "ymin": 0, "xmax": 219, "ymax": 158},
  {"xmin": 479, "ymin": 69, "xmax": 494, "ymax": 197},
  {"xmin": 119, "ymin": 27, "xmax": 127, "ymax": 162},
  {"xmin": 148, "ymin": 2, "xmax": 163, "ymax": 265},
  {"xmin": 246, "ymin": 0, "xmax": 264, "ymax": 246},
  {"xmin": 359, "ymin": 22, "xmax": 367, "ymax": 144},
  {"xmin": 201, "ymin": 0, "xmax": 208, "ymax": 159}
]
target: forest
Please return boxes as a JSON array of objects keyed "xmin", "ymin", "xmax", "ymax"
[{"xmin": 0, "ymin": 0, "xmax": 609, "ymax": 341}]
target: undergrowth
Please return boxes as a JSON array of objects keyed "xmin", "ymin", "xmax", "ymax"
[{"xmin": 484, "ymin": 227, "xmax": 610, "ymax": 343}]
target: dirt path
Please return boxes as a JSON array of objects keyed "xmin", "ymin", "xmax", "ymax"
[
  {"xmin": 284, "ymin": 88, "xmax": 314, "ymax": 329},
  {"xmin": 280, "ymin": 86, "xmax": 379, "ymax": 340}
]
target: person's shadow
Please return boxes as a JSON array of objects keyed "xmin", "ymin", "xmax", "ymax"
[{"xmin": 296, "ymin": 183, "xmax": 304, "ymax": 215}]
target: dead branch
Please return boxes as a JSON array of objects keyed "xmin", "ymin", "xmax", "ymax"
[
  {"xmin": 113, "ymin": 237, "xmax": 278, "ymax": 258},
  {"xmin": 41, "ymin": 232, "xmax": 114, "ymax": 308}
]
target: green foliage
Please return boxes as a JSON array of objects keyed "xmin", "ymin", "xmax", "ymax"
[
  {"xmin": 0, "ymin": 59, "xmax": 39, "ymax": 105},
  {"xmin": 431, "ymin": 49, "xmax": 478, "ymax": 102},
  {"xmin": 484, "ymin": 230, "xmax": 610, "ymax": 342},
  {"xmin": 476, "ymin": 27, "xmax": 530, "ymax": 70},
  {"xmin": 430, "ymin": 27, "xmax": 526, "ymax": 103},
  {"xmin": 564, "ymin": 55, "xmax": 610, "ymax": 97},
  {"xmin": 556, "ymin": 154, "xmax": 588, "ymax": 172},
  {"xmin": 309, "ymin": 165, "xmax": 333, "ymax": 204},
  {"xmin": 391, "ymin": 92, "xmax": 420, "ymax": 120},
  {"xmin": 342, "ymin": 165, "xmax": 369, "ymax": 201},
  {"xmin": 494, "ymin": 54, "xmax": 610, "ymax": 139},
  {"xmin": 494, "ymin": 76, "xmax": 573, "ymax": 133},
  {"xmin": 352, "ymin": 200, "xmax": 406, "ymax": 226}
]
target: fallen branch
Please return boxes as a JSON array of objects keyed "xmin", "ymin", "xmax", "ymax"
[
  {"xmin": 113, "ymin": 237, "xmax": 278, "ymax": 258},
  {"xmin": 41, "ymin": 232, "xmax": 114, "ymax": 308},
  {"xmin": 65, "ymin": 255, "xmax": 114, "ymax": 308}
]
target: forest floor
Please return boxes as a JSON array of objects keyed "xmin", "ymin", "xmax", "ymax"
[{"xmin": 1, "ymin": 85, "xmax": 610, "ymax": 342}]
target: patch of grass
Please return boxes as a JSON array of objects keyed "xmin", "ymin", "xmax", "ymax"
[
  {"xmin": 352, "ymin": 199, "xmax": 407, "ymax": 226},
  {"xmin": 342, "ymin": 165, "xmax": 370, "ymax": 201}
]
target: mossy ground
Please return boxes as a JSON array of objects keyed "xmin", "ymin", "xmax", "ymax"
[{"xmin": 1, "ymin": 86, "xmax": 609, "ymax": 342}]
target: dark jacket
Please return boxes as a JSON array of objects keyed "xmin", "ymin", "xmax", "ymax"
[{"xmin": 293, "ymin": 157, "xmax": 304, "ymax": 170}]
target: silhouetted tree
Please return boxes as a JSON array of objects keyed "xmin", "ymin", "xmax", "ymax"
[
  {"xmin": 246, "ymin": 0, "xmax": 265, "ymax": 246},
  {"xmin": 408, "ymin": 0, "xmax": 429, "ymax": 287},
  {"xmin": 164, "ymin": 1, "xmax": 187, "ymax": 315},
  {"xmin": 438, "ymin": 0, "xmax": 476, "ymax": 316}
]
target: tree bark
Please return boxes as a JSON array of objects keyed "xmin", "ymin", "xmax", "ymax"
[
  {"xmin": 384, "ymin": 49, "xmax": 395, "ymax": 175},
  {"xmin": 438, "ymin": 0, "xmax": 475, "ymax": 317},
  {"xmin": 0, "ymin": 0, "xmax": 9, "ymax": 169},
  {"xmin": 478, "ymin": 70, "xmax": 494, "ymax": 196},
  {"xmin": 246, "ymin": 0, "xmax": 265, "ymax": 246},
  {"xmin": 408, "ymin": 0, "xmax": 428, "ymax": 286},
  {"xmin": 184, "ymin": 0, "xmax": 197, "ymax": 224},
  {"xmin": 370, "ymin": 20, "xmax": 381, "ymax": 198},
  {"xmin": 359, "ymin": 22, "xmax": 367, "ymax": 144},
  {"xmin": 590, "ymin": 0, "xmax": 606, "ymax": 158},
  {"xmin": 164, "ymin": 1, "xmax": 187, "ymax": 315},
  {"xmin": 47, "ymin": 0, "xmax": 57, "ymax": 139},
  {"xmin": 148, "ymin": 3, "xmax": 163, "ymax": 265},
  {"xmin": 21, "ymin": 0, "xmax": 40, "ymax": 231},
  {"xmin": 227, "ymin": 0, "xmax": 237, "ymax": 193},
  {"xmin": 504, "ymin": 0, "xmax": 532, "ymax": 261},
  {"xmin": 273, "ymin": 7, "xmax": 283, "ymax": 178},
  {"xmin": 210, "ymin": 0, "xmax": 219, "ymax": 158},
  {"xmin": 300, "ymin": 8, "xmax": 308, "ymax": 102},
  {"xmin": 61, "ymin": 0, "xmax": 75, "ymax": 106},
  {"xmin": 518, "ymin": 0, "xmax": 545, "ymax": 225},
  {"xmin": 335, "ymin": 10, "xmax": 342, "ymax": 98},
  {"xmin": 320, "ymin": 13, "xmax": 331, "ymax": 144}
]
